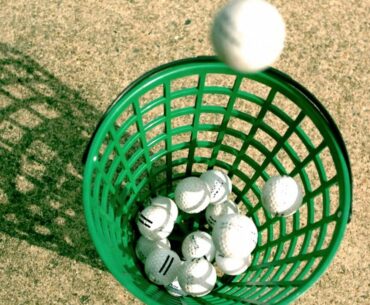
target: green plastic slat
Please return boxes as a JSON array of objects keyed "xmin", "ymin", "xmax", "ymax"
[
  {"xmin": 186, "ymin": 73, "xmax": 207, "ymax": 175},
  {"xmin": 164, "ymin": 80, "xmax": 173, "ymax": 193},
  {"xmin": 208, "ymin": 76, "xmax": 243, "ymax": 168}
]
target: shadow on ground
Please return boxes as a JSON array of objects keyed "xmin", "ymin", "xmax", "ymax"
[{"xmin": 0, "ymin": 42, "xmax": 106, "ymax": 269}]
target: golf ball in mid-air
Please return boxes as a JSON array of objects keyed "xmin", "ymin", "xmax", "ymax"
[
  {"xmin": 206, "ymin": 199, "xmax": 238, "ymax": 228},
  {"xmin": 136, "ymin": 205, "xmax": 174, "ymax": 240},
  {"xmin": 212, "ymin": 214, "xmax": 258, "ymax": 257},
  {"xmin": 174, "ymin": 177, "xmax": 210, "ymax": 213},
  {"xmin": 150, "ymin": 196, "xmax": 178, "ymax": 222},
  {"xmin": 144, "ymin": 248, "xmax": 182, "ymax": 286},
  {"xmin": 178, "ymin": 258, "xmax": 217, "ymax": 297},
  {"xmin": 165, "ymin": 277, "xmax": 188, "ymax": 297},
  {"xmin": 200, "ymin": 170, "xmax": 232, "ymax": 204},
  {"xmin": 211, "ymin": 0, "xmax": 286, "ymax": 73},
  {"xmin": 135, "ymin": 236, "xmax": 171, "ymax": 262},
  {"xmin": 261, "ymin": 176, "xmax": 303, "ymax": 217},
  {"xmin": 182, "ymin": 231, "xmax": 216, "ymax": 262},
  {"xmin": 216, "ymin": 252, "xmax": 252, "ymax": 276}
]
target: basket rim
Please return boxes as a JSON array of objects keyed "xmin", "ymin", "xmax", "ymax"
[
  {"xmin": 83, "ymin": 56, "xmax": 352, "ymax": 221},
  {"xmin": 82, "ymin": 56, "xmax": 353, "ymax": 305}
]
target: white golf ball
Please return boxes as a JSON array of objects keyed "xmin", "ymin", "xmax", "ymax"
[
  {"xmin": 135, "ymin": 236, "xmax": 171, "ymax": 262},
  {"xmin": 200, "ymin": 170, "xmax": 232, "ymax": 204},
  {"xmin": 174, "ymin": 177, "xmax": 210, "ymax": 213},
  {"xmin": 212, "ymin": 214, "xmax": 258, "ymax": 257},
  {"xmin": 150, "ymin": 196, "xmax": 178, "ymax": 222},
  {"xmin": 182, "ymin": 231, "xmax": 216, "ymax": 262},
  {"xmin": 137, "ymin": 205, "xmax": 174, "ymax": 240},
  {"xmin": 216, "ymin": 252, "xmax": 252, "ymax": 276},
  {"xmin": 206, "ymin": 199, "xmax": 239, "ymax": 228},
  {"xmin": 165, "ymin": 277, "xmax": 188, "ymax": 297},
  {"xmin": 145, "ymin": 248, "xmax": 181, "ymax": 286},
  {"xmin": 178, "ymin": 258, "xmax": 217, "ymax": 297},
  {"xmin": 211, "ymin": 0, "xmax": 286, "ymax": 72},
  {"xmin": 261, "ymin": 176, "xmax": 303, "ymax": 216}
]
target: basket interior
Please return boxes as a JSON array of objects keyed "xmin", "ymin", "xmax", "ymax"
[{"xmin": 83, "ymin": 60, "xmax": 351, "ymax": 305}]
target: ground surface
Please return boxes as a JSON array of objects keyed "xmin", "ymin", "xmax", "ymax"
[{"xmin": 0, "ymin": 0, "xmax": 369, "ymax": 304}]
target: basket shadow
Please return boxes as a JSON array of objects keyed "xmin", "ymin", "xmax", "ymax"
[{"xmin": 0, "ymin": 42, "xmax": 107, "ymax": 269}]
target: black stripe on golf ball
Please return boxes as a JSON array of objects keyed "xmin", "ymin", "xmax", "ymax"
[
  {"xmin": 159, "ymin": 255, "xmax": 170, "ymax": 273},
  {"xmin": 138, "ymin": 218, "xmax": 151, "ymax": 228},
  {"xmin": 163, "ymin": 257, "xmax": 174, "ymax": 276},
  {"xmin": 140, "ymin": 214, "xmax": 153, "ymax": 224}
]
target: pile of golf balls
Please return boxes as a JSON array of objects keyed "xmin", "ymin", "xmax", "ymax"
[{"xmin": 135, "ymin": 169, "xmax": 301, "ymax": 297}]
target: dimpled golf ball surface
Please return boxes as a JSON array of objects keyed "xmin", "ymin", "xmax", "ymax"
[
  {"xmin": 182, "ymin": 231, "xmax": 216, "ymax": 262},
  {"xmin": 145, "ymin": 249, "xmax": 181, "ymax": 286},
  {"xmin": 213, "ymin": 214, "xmax": 258, "ymax": 257},
  {"xmin": 216, "ymin": 252, "xmax": 252, "ymax": 275},
  {"xmin": 175, "ymin": 177, "xmax": 210, "ymax": 213},
  {"xmin": 135, "ymin": 236, "xmax": 171, "ymax": 262},
  {"xmin": 150, "ymin": 196, "xmax": 178, "ymax": 222},
  {"xmin": 137, "ymin": 205, "xmax": 174, "ymax": 240},
  {"xmin": 211, "ymin": 0, "xmax": 286, "ymax": 72},
  {"xmin": 262, "ymin": 175, "xmax": 303, "ymax": 216},
  {"xmin": 200, "ymin": 170, "xmax": 232, "ymax": 204},
  {"xmin": 178, "ymin": 258, "xmax": 217, "ymax": 297},
  {"xmin": 206, "ymin": 199, "xmax": 238, "ymax": 227}
]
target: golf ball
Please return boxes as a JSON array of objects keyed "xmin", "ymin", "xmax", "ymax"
[
  {"xmin": 200, "ymin": 170, "xmax": 232, "ymax": 204},
  {"xmin": 135, "ymin": 236, "xmax": 171, "ymax": 262},
  {"xmin": 178, "ymin": 258, "xmax": 217, "ymax": 297},
  {"xmin": 206, "ymin": 199, "xmax": 238, "ymax": 228},
  {"xmin": 216, "ymin": 252, "xmax": 252, "ymax": 275},
  {"xmin": 150, "ymin": 196, "xmax": 178, "ymax": 222},
  {"xmin": 145, "ymin": 248, "xmax": 181, "ymax": 286},
  {"xmin": 174, "ymin": 177, "xmax": 210, "ymax": 213},
  {"xmin": 182, "ymin": 231, "xmax": 216, "ymax": 262},
  {"xmin": 261, "ymin": 176, "xmax": 303, "ymax": 217},
  {"xmin": 212, "ymin": 214, "xmax": 258, "ymax": 257},
  {"xmin": 137, "ymin": 205, "xmax": 174, "ymax": 240},
  {"xmin": 211, "ymin": 0, "xmax": 286, "ymax": 73},
  {"xmin": 165, "ymin": 277, "xmax": 188, "ymax": 297}
]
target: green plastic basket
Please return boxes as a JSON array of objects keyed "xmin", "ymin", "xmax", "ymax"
[{"xmin": 83, "ymin": 57, "xmax": 352, "ymax": 305}]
